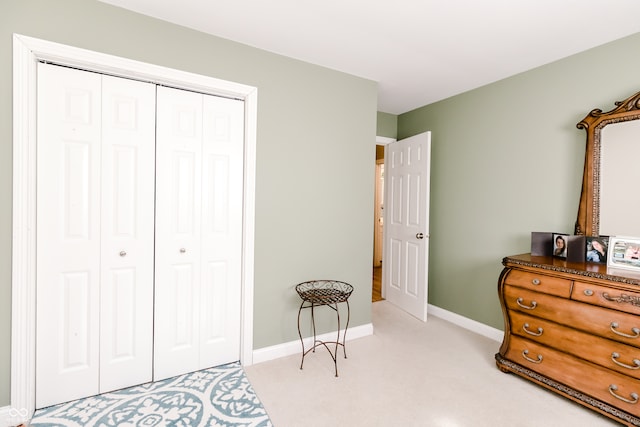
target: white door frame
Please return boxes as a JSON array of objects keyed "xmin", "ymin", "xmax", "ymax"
[
  {"xmin": 11, "ymin": 33, "xmax": 257, "ymax": 423},
  {"xmin": 375, "ymin": 136, "xmax": 395, "ymax": 299}
]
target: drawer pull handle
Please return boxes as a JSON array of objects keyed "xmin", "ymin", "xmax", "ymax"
[
  {"xmin": 531, "ymin": 278, "xmax": 541, "ymax": 285},
  {"xmin": 611, "ymin": 352, "xmax": 640, "ymax": 370},
  {"xmin": 516, "ymin": 297, "xmax": 537, "ymax": 310},
  {"xmin": 602, "ymin": 292, "xmax": 640, "ymax": 307},
  {"xmin": 609, "ymin": 384, "xmax": 639, "ymax": 404},
  {"xmin": 522, "ymin": 349, "xmax": 543, "ymax": 364},
  {"xmin": 522, "ymin": 323, "xmax": 543, "ymax": 336},
  {"xmin": 610, "ymin": 322, "xmax": 640, "ymax": 339},
  {"xmin": 583, "ymin": 289, "xmax": 594, "ymax": 296}
]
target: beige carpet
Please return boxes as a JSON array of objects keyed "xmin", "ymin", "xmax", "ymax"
[{"xmin": 245, "ymin": 300, "xmax": 618, "ymax": 427}]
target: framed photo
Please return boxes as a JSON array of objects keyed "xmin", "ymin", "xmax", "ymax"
[
  {"xmin": 607, "ymin": 236, "xmax": 640, "ymax": 271},
  {"xmin": 585, "ymin": 236, "xmax": 609, "ymax": 264},
  {"xmin": 531, "ymin": 232, "xmax": 553, "ymax": 256},
  {"xmin": 553, "ymin": 233, "xmax": 568, "ymax": 259}
]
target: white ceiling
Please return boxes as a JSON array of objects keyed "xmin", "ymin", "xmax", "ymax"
[{"xmin": 100, "ymin": 0, "xmax": 640, "ymax": 114}]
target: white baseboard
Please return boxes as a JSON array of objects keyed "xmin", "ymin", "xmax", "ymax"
[
  {"xmin": 250, "ymin": 305, "xmax": 503, "ymax": 365},
  {"xmin": 428, "ymin": 304, "xmax": 504, "ymax": 342},
  {"xmin": 251, "ymin": 323, "xmax": 373, "ymax": 365}
]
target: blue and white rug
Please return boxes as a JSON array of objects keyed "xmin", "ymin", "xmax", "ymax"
[{"xmin": 30, "ymin": 362, "xmax": 273, "ymax": 427}]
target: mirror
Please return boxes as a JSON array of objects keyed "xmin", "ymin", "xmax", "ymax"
[{"xmin": 575, "ymin": 90, "xmax": 640, "ymax": 237}]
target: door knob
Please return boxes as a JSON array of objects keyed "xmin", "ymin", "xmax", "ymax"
[
  {"xmin": 416, "ymin": 233, "xmax": 424, "ymax": 240},
  {"xmin": 119, "ymin": 250, "xmax": 127, "ymax": 257},
  {"xmin": 180, "ymin": 248, "xmax": 186, "ymax": 253}
]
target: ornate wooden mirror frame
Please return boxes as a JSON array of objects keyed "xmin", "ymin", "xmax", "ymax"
[{"xmin": 575, "ymin": 90, "xmax": 640, "ymax": 236}]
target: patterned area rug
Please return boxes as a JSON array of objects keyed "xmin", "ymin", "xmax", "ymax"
[{"xmin": 30, "ymin": 362, "xmax": 273, "ymax": 427}]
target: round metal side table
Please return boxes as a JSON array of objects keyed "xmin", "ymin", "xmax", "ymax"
[{"xmin": 295, "ymin": 280, "xmax": 353, "ymax": 377}]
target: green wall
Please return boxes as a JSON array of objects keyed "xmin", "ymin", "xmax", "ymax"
[
  {"xmin": 376, "ymin": 111, "xmax": 398, "ymax": 139},
  {"xmin": 398, "ymin": 32, "xmax": 640, "ymax": 330},
  {"xmin": 1, "ymin": 0, "xmax": 377, "ymax": 406}
]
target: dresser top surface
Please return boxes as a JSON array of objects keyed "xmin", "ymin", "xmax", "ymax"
[{"xmin": 504, "ymin": 253, "xmax": 640, "ymax": 286}]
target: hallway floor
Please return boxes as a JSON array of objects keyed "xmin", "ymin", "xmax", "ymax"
[{"xmin": 372, "ymin": 266, "xmax": 383, "ymax": 302}]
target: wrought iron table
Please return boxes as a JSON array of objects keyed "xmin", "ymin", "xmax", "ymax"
[{"xmin": 295, "ymin": 280, "xmax": 353, "ymax": 377}]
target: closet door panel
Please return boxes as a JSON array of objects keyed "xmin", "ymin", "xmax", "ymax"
[
  {"xmin": 99, "ymin": 75, "xmax": 155, "ymax": 392},
  {"xmin": 154, "ymin": 86, "xmax": 203, "ymax": 380},
  {"xmin": 200, "ymin": 96, "xmax": 244, "ymax": 367},
  {"xmin": 36, "ymin": 65, "xmax": 246, "ymax": 405},
  {"xmin": 36, "ymin": 63, "xmax": 102, "ymax": 408}
]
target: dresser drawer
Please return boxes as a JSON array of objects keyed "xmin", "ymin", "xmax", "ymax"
[
  {"xmin": 504, "ymin": 285, "xmax": 570, "ymax": 321},
  {"xmin": 503, "ymin": 269, "xmax": 571, "ymax": 298},
  {"xmin": 504, "ymin": 285, "xmax": 640, "ymax": 348},
  {"xmin": 510, "ymin": 310, "xmax": 640, "ymax": 380},
  {"xmin": 506, "ymin": 336, "xmax": 640, "ymax": 416},
  {"xmin": 573, "ymin": 281, "xmax": 640, "ymax": 316}
]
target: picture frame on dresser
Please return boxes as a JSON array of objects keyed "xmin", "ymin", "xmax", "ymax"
[
  {"xmin": 585, "ymin": 236, "xmax": 609, "ymax": 264},
  {"xmin": 530, "ymin": 232, "xmax": 553, "ymax": 256},
  {"xmin": 552, "ymin": 233, "xmax": 568, "ymax": 258},
  {"xmin": 566, "ymin": 235, "xmax": 586, "ymax": 263},
  {"xmin": 608, "ymin": 236, "xmax": 640, "ymax": 272},
  {"xmin": 531, "ymin": 232, "xmax": 586, "ymax": 262}
]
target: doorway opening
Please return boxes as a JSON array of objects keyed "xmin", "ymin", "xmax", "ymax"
[{"xmin": 372, "ymin": 144, "xmax": 384, "ymax": 302}]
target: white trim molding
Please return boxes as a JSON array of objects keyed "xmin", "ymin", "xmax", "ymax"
[
  {"xmin": 11, "ymin": 33, "xmax": 258, "ymax": 422},
  {"xmin": 376, "ymin": 136, "xmax": 396, "ymax": 145},
  {"xmin": 252, "ymin": 323, "xmax": 374, "ymax": 364},
  {"xmin": 251, "ymin": 304, "xmax": 503, "ymax": 365},
  {"xmin": 428, "ymin": 304, "xmax": 504, "ymax": 342}
]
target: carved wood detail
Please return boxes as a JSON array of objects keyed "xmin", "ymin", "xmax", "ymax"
[
  {"xmin": 502, "ymin": 255, "xmax": 640, "ymax": 286},
  {"xmin": 602, "ymin": 292, "xmax": 640, "ymax": 307},
  {"xmin": 495, "ymin": 354, "xmax": 640, "ymax": 426},
  {"xmin": 576, "ymin": 90, "xmax": 640, "ymax": 236}
]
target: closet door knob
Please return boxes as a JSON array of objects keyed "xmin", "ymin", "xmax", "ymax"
[
  {"xmin": 180, "ymin": 248, "xmax": 186, "ymax": 253},
  {"xmin": 119, "ymin": 251, "xmax": 127, "ymax": 257}
]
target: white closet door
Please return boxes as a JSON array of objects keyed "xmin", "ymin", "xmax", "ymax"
[
  {"xmin": 200, "ymin": 95, "xmax": 244, "ymax": 366},
  {"xmin": 154, "ymin": 86, "xmax": 204, "ymax": 380},
  {"xmin": 36, "ymin": 64, "xmax": 156, "ymax": 407},
  {"xmin": 36, "ymin": 63, "xmax": 102, "ymax": 407},
  {"xmin": 99, "ymin": 75, "xmax": 156, "ymax": 392},
  {"xmin": 154, "ymin": 87, "xmax": 244, "ymax": 380}
]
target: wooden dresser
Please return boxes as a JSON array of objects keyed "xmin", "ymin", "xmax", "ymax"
[{"xmin": 497, "ymin": 253, "xmax": 640, "ymax": 426}]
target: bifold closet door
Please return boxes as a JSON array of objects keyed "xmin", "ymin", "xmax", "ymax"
[
  {"xmin": 36, "ymin": 63, "xmax": 155, "ymax": 408},
  {"xmin": 99, "ymin": 74, "xmax": 156, "ymax": 392},
  {"xmin": 154, "ymin": 86, "xmax": 243, "ymax": 380}
]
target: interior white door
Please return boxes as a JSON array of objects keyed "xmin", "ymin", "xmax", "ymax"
[
  {"xmin": 383, "ymin": 132, "xmax": 431, "ymax": 321},
  {"xmin": 36, "ymin": 63, "xmax": 102, "ymax": 408},
  {"xmin": 99, "ymin": 75, "xmax": 156, "ymax": 392},
  {"xmin": 36, "ymin": 63, "xmax": 156, "ymax": 407},
  {"xmin": 154, "ymin": 86, "xmax": 244, "ymax": 380}
]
